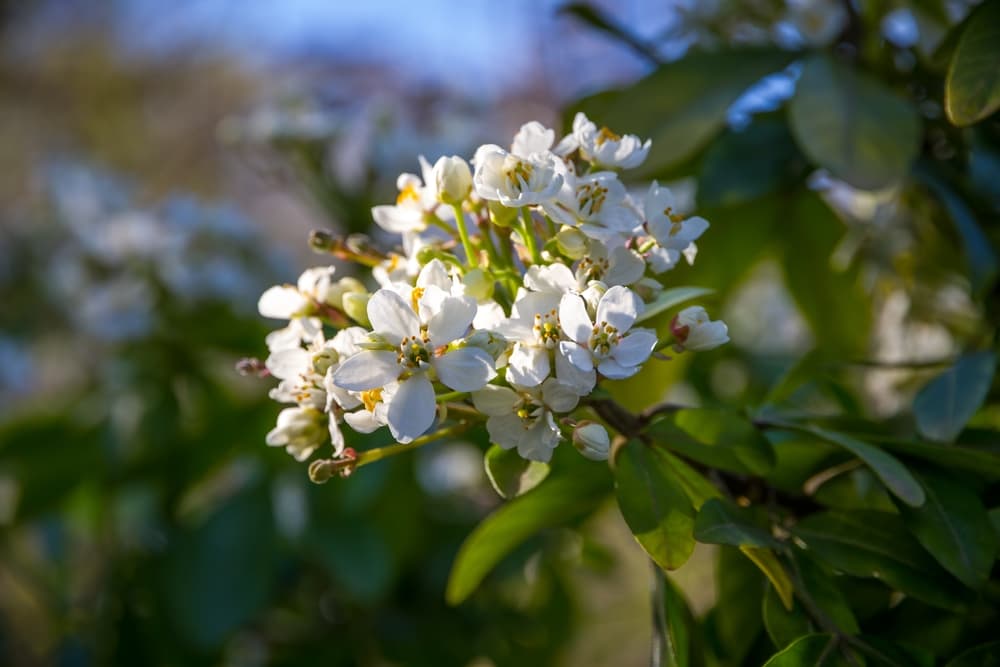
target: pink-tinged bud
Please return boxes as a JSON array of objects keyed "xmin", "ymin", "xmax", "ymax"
[{"xmin": 671, "ymin": 306, "xmax": 729, "ymax": 352}]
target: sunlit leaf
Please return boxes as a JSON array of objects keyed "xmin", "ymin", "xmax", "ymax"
[
  {"xmin": 646, "ymin": 408, "xmax": 775, "ymax": 475},
  {"xmin": 614, "ymin": 439, "xmax": 696, "ymax": 570},
  {"xmin": 762, "ymin": 634, "xmax": 850, "ymax": 667},
  {"xmin": 741, "ymin": 546, "xmax": 794, "ymax": 611},
  {"xmin": 445, "ymin": 463, "xmax": 610, "ymax": 605},
  {"xmin": 945, "ymin": 0, "xmax": 1000, "ymax": 125},
  {"xmin": 483, "ymin": 444, "xmax": 550, "ymax": 499},
  {"xmin": 636, "ymin": 286, "xmax": 715, "ymax": 324}
]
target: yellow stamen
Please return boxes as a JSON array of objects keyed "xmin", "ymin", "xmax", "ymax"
[{"xmin": 361, "ymin": 388, "xmax": 383, "ymax": 412}]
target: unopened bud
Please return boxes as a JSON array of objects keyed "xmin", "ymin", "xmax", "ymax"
[
  {"xmin": 323, "ymin": 276, "xmax": 367, "ymax": 310},
  {"xmin": 556, "ymin": 226, "xmax": 588, "ymax": 259},
  {"xmin": 342, "ymin": 292, "xmax": 371, "ymax": 327},
  {"xmin": 462, "ymin": 268, "xmax": 494, "ymax": 301},
  {"xmin": 581, "ymin": 281, "xmax": 607, "ymax": 314},
  {"xmin": 309, "ymin": 229, "xmax": 338, "ymax": 252},
  {"xmin": 434, "ymin": 155, "xmax": 473, "ymax": 205},
  {"xmin": 465, "ymin": 329, "xmax": 508, "ymax": 360},
  {"xmin": 488, "ymin": 200, "xmax": 517, "ymax": 227},
  {"xmin": 573, "ymin": 421, "xmax": 610, "ymax": 461},
  {"xmin": 671, "ymin": 306, "xmax": 729, "ymax": 352},
  {"xmin": 631, "ymin": 277, "xmax": 662, "ymax": 302}
]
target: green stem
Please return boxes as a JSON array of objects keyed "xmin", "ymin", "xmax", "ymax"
[
  {"xmin": 520, "ymin": 207, "xmax": 542, "ymax": 264},
  {"xmin": 452, "ymin": 203, "xmax": 479, "ymax": 268},
  {"xmin": 435, "ymin": 391, "xmax": 468, "ymax": 403}
]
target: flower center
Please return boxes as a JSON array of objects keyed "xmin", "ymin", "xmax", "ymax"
[
  {"xmin": 576, "ymin": 182, "xmax": 608, "ymax": 216},
  {"xmin": 595, "ymin": 126, "xmax": 621, "ymax": 145},
  {"xmin": 398, "ymin": 334, "xmax": 431, "ymax": 368},
  {"xmin": 533, "ymin": 309, "xmax": 562, "ymax": 348},
  {"xmin": 396, "ymin": 183, "xmax": 421, "ymax": 206},
  {"xmin": 589, "ymin": 321, "xmax": 621, "ymax": 357},
  {"xmin": 577, "ymin": 256, "xmax": 611, "ymax": 282},
  {"xmin": 361, "ymin": 387, "xmax": 383, "ymax": 412},
  {"xmin": 505, "ymin": 159, "xmax": 534, "ymax": 191}
]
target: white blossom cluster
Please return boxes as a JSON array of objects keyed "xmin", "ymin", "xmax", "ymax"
[{"xmin": 256, "ymin": 113, "xmax": 728, "ymax": 468}]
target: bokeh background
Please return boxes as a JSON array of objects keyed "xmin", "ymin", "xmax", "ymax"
[{"xmin": 1, "ymin": 1, "xmax": 996, "ymax": 665}]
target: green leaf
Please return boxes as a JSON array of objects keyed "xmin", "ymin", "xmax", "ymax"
[
  {"xmin": 635, "ymin": 286, "xmax": 715, "ymax": 324},
  {"xmin": 897, "ymin": 469, "xmax": 998, "ymax": 588},
  {"xmin": 793, "ymin": 550, "xmax": 860, "ymax": 635},
  {"xmin": 694, "ymin": 498, "xmax": 780, "ymax": 549},
  {"xmin": 945, "ymin": 0, "xmax": 1000, "ymax": 125},
  {"xmin": 945, "ymin": 640, "xmax": 1000, "ymax": 667},
  {"xmin": 445, "ymin": 463, "xmax": 610, "ymax": 605},
  {"xmin": 658, "ymin": 576, "xmax": 699, "ymax": 667},
  {"xmin": 483, "ymin": 444, "xmax": 550, "ymax": 499},
  {"xmin": 741, "ymin": 546, "xmax": 795, "ymax": 611},
  {"xmin": 781, "ymin": 194, "xmax": 871, "ymax": 356},
  {"xmin": 913, "ymin": 351, "xmax": 996, "ymax": 444},
  {"xmin": 614, "ymin": 439, "xmax": 696, "ymax": 570},
  {"xmin": 706, "ymin": 546, "xmax": 765, "ymax": 664},
  {"xmin": 793, "ymin": 510, "xmax": 966, "ymax": 610},
  {"xmin": 873, "ymin": 436, "xmax": 1000, "ymax": 480},
  {"xmin": 763, "ymin": 583, "xmax": 813, "ymax": 650},
  {"xmin": 697, "ymin": 117, "xmax": 803, "ymax": 208},
  {"xmin": 763, "ymin": 634, "xmax": 850, "ymax": 667},
  {"xmin": 789, "ymin": 54, "xmax": 921, "ymax": 189},
  {"xmin": 652, "ymin": 447, "xmax": 722, "ymax": 509},
  {"xmin": 803, "ymin": 426, "xmax": 925, "ymax": 507},
  {"xmin": 569, "ymin": 49, "xmax": 795, "ymax": 175},
  {"xmin": 645, "ymin": 408, "xmax": 776, "ymax": 475}
]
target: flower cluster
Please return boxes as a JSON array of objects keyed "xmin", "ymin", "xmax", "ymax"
[{"xmin": 256, "ymin": 113, "xmax": 728, "ymax": 470}]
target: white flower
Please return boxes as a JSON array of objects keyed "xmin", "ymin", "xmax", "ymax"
[
  {"xmin": 266, "ymin": 406, "xmax": 326, "ymax": 461},
  {"xmin": 472, "ymin": 378, "xmax": 580, "ymax": 462},
  {"xmin": 571, "ymin": 112, "xmax": 651, "ymax": 169},
  {"xmin": 371, "ymin": 157, "xmax": 439, "ymax": 233},
  {"xmin": 643, "ymin": 182, "xmax": 709, "ymax": 251},
  {"xmin": 559, "ymin": 285, "xmax": 658, "ymax": 380},
  {"xmin": 544, "ymin": 169, "xmax": 640, "ymax": 245},
  {"xmin": 433, "ymin": 155, "xmax": 472, "ymax": 205},
  {"xmin": 575, "ymin": 241, "xmax": 645, "ymax": 288},
  {"xmin": 573, "ymin": 422, "xmax": 611, "ymax": 461},
  {"xmin": 671, "ymin": 306, "xmax": 729, "ymax": 352},
  {"xmin": 473, "ymin": 145, "xmax": 563, "ymax": 207},
  {"xmin": 332, "ymin": 287, "xmax": 496, "ymax": 443},
  {"xmin": 257, "ymin": 266, "xmax": 363, "ymax": 320},
  {"xmin": 511, "ymin": 121, "xmax": 556, "ymax": 158}
]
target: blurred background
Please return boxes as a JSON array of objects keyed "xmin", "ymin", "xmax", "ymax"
[{"xmin": 1, "ymin": 0, "xmax": 996, "ymax": 665}]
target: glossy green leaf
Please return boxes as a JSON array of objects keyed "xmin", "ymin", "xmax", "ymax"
[
  {"xmin": 657, "ymin": 575, "xmax": 698, "ymax": 667},
  {"xmin": 693, "ymin": 498, "xmax": 780, "ymax": 549},
  {"xmin": 763, "ymin": 584, "xmax": 813, "ymax": 650},
  {"xmin": 869, "ymin": 436, "xmax": 1000, "ymax": 480},
  {"xmin": 707, "ymin": 546, "xmax": 765, "ymax": 664},
  {"xmin": 445, "ymin": 464, "xmax": 610, "ymax": 605},
  {"xmin": 945, "ymin": 0, "xmax": 1000, "ymax": 125},
  {"xmin": 652, "ymin": 447, "xmax": 722, "ymax": 509},
  {"xmin": 570, "ymin": 49, "xmax": 794, "ymax": 174},
  {"xmin": 913, "ymin": 351, "xmax": 996, "ymax": 444},
  {"xmin": 645, "ymin": 408, "xmax": 775, "ymax": 475},
  {"xmin": 483, "ymin": 444, "xmax": 550, "ymax": 499},
  {"xmin": 614, "ymin": 439, "xmax": 696, "ymax": 570},
  {"xmin": 793, "ymin": 510, "xmax": 966, "ymax": 610},
  {"xmin": 635, "ymin": 286, "xmax": 715, "ymax": 324},
  {"xmin": 803, "ymin": 426, "xmax": 925, "ymax": 507},
  {"xmin": 945, "ymin": 640, "xmax": 1000, "ymax": 667},
  {"xmin": 697, "ymin": 117, "xmax": 803, "ymax": 208},
  {"xmin": 763, "ymin": 633, "xmax": 850, "ymax": 667},
  {"xmin": 897, "ymin": 469, "xmax": 998, "ymax": 588},
  {"xmin": 793, "ymin": 551, "xmax": 860, "ymax": 635},
  {"xmin": 789, "ymin": 54, "xmax": 921, "ymax": 189}
]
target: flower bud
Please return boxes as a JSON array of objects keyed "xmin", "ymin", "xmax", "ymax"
[
  {"xmin": 573, "ymin": 421, "xmax": 610, "ymax": 461},
  {"xmin": 434, "ymin": 155, "xmax": 473, "ymax": 205},
  {"xmin": 322, "ymin": 277, "xmax": 366, "ymax": 310},
  {"xmin": 488, "ymin": 200, "xmax": 517, "ymax": 227},
  {"xmin": 266, "ymin": 407, "xmax": 326, "ymax": 461},
  {"xmin": 581, "ymin": 280, "xmax": 607, "ymax": 314},
  {"xmin": 464, "ymin": 329, "xmax": 509, "ymax": 360},
  {"xmin": 671, "ymin": 306, "xmax": 729, "ymax": 352},
  {"xmin": 556, "ymin": 226, "xmax": 588, "ymax": 259},
  {"xmin": 342, "ymin": 292, "xmax": 371, "ymax": 327},
  {"xmin": 462, "ymin": 268, "xmax": 494, "ymax": 301}
]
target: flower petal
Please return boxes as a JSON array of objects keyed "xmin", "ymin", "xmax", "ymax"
[
  {"xmin": 597, "ymin": 357, "xmax": 636, "ymax": 379},
  {"xmin": 559, "ymin": 293, "xmax": 592, "ymax": 343},
  {"xmin": 518, "ymin": 417, "xmax": 560, "ymax": 462},
  {"xmin": 332, "ymin": 350, "xmax": 399, "ymax": 391},
  {"xmin": 472, "ymin": 385, "xmax": 520, "ymax": 416},
  {"xmin": 487, "ymin": 414, "xmax": 524, "ymax": 451},
  {"xmin": 425, "ymin": 293, "xmax": 476, "ymax": 347},
  {"xmin": 506, "ymin": 344, "xmax": 550, "ymax": 387},
  {"xmin": 540, "ymin": 378, "xmax": 580, "ymax": 413},
  {"xmin": 558, "ymin": 340, "xmax": 594, "ymax": 372},
  {"xmin": 367, "ymin": 289, "xmax": 419, "ymax": 344},
  {"xmin": 434, "ymin": 346, "xmax": 496, "ymax": 392},
  {"xmin": 555, "ymin": 351, "xmax": 597, "ymax": 395},
  {"xmin": 387, "ymin": 374, "xmax": 436, "ymax": 443},
  {"xmin": 596, "ymin": 285, "xmax": 640, "ymax": 332},
  {"xmin": 613, "ymin": 328, "xmax": 657, "ymax": 367},
  {"xmin": 258, "ymin": 286, "xmax": 308, "ymax": 319}
]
